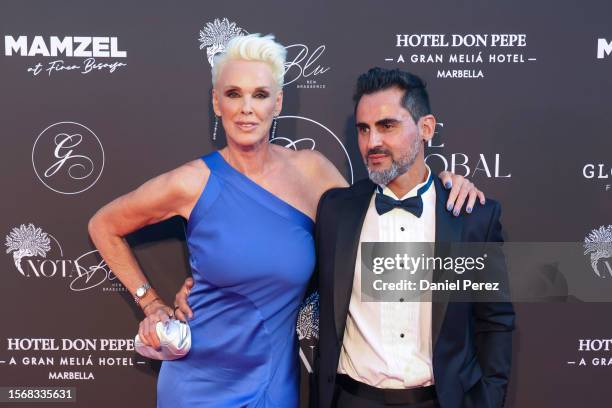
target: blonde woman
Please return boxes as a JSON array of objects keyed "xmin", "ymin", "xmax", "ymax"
[{"xmin": 88, "ymin": 34, "xmax": 483, "ymax": 407}]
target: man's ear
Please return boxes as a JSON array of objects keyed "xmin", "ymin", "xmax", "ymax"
[
  {"xmin": 418, "ymin": 114, "xmax": 437, "ymax": 142},
  {"xmin": 212, "ymin": 88, "xmax": 221, "ymax": 117}
]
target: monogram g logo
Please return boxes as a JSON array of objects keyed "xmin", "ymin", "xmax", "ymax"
[{"xmin": 32, "ymin": 121, "xmax": 105, "ymax": 194}]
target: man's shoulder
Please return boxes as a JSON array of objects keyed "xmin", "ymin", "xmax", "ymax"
[
  {"xmin": 322, "ymin": 178, "xmax": 375, "ymax": 201},
  {"xmin": 434, "ymin": 179, "xmax": 501, "ymax": 221},
  {"xmin": 458, "ymin": 197, "xmax": 503, "ymax": 242},
  {"xmin": 319, "ymin": 179, "xmax": 375, "ymax": 207},
  {"xmin": 470, "ymin": 197, "xmax": 501, "ymax": 220},
  {"xmin": 316, "ymin": 178, "xmax": 374, "ymax": 221}
]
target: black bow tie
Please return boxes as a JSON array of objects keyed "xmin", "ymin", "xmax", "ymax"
[
  {"xmin": 375, "ymin": 194, "xmax": 423, "ymax": 217},
  {"xmin": 374, "ymin": 173, "xmax": 433, "ymax": 217}
]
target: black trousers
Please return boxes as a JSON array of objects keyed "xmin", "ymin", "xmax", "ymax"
[{"xmin": 333, "ymin": 385, "xmax": 440, "ymax": 408}]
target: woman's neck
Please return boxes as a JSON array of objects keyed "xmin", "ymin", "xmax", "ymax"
[{"xmin": 222, "ymin": 138, "xmax": 274, "ymax": 178}]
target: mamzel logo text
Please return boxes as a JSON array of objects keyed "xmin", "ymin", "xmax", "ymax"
[
  {"xmin": 3, "ymin": 35, "xmax": 127, "ymax": 76},
  {"xmin": 5, "ymin": 223, "xmax": 123, "ymax": 292},
  {"xmin": 597, "ymin": 38, "xmax": 612, "ymax": 59}
]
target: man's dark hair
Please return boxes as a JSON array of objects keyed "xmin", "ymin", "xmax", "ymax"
[{"xmin": 353, "ymin": 67, "xmax": 431, "ymax": 122}]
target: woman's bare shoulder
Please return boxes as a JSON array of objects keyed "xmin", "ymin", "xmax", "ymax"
[
  {"xmin": 163, "ymin": 157, "xmax": 211, "ymax": 200},
  {"xmin": 284, "ymin": 148, "xmax": 327, "ymax": 172},
  {"xmin": 294, "ymin": 149, "xmax": 348, "ymax": 186},
  {"xmin": 277, "ymin": 147, "xmax": 349, "ymax": 199}
]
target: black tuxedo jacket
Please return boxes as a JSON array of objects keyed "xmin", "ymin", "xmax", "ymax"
[{"xmin": 313, "ymin": 177, "xmax": 515, "ymax": 408}]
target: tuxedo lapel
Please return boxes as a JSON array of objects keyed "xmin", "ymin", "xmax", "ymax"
[
  {"xmin": 432, "ymin": 177, "xmax": 464, "ymax": 349},
  {"xmin": 333, "ymin": 180, "xmax": 376, "ymax": 342}
]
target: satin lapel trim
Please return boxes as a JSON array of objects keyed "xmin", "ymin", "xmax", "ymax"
[
  {"xmin": 432, "ymin": 177, "xmax": 464, "ymax": 350},
  {"xmin": 333, "ymin": 184, "xmax": 375, "ymax": 343}
]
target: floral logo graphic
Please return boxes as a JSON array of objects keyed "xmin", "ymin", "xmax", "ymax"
[
  {"xmin": 584, "ymin": 225, "xmax": 612, "ymax": 277},
  {"xmin": 297, "ymin": 291, "xmax": 319, "ymax": 373},
  {"xmin": 5, "ymin": 223, "xmax": 51, "ymax": 276},
  {"xmin": 198, "ymin": 18, "xmax": 247, "ymax": 66},
  {"xmin": 297, "ymin": 291, "xmax": 319, "ymax": 341}
]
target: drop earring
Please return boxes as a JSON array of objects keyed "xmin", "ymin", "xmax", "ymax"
[
  {"xmin": 270, "ymin": 117, "xmax": 278, "ymax": 141},
  {"xmin": 212, "ymin": 116, "xmax": 219, "ymax": 141}
]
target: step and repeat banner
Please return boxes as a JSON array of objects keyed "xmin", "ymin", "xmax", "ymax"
[{"xmin": 1, "ymin": 0, "xmax": 611, "ymax": 406}]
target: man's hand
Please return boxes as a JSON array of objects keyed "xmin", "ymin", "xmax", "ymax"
[
  {"xmin": 174, "ymin": 277, "xmax": 194, "ymax": 321},
  {"xmin": 438, "ymin": 172, "xmax": 485, "ymax": 216}
]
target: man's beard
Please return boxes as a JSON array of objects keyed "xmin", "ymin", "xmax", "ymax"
[{"xmin": 366, "ymin": 137, "xmax": 421, "ymax": 186}]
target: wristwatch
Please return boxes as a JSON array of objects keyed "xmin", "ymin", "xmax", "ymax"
[{"xmin": 134, "ymin": 282, "xmax": 151, "ymax": 304}]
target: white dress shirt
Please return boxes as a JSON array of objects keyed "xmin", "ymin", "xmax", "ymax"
[{"xmin": 337, "ymin": 166, "xmax": 436, "ymax": 389}]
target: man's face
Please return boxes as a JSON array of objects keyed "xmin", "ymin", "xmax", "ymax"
[{"xmin": 356, "ymin": 87, "xmax": 423, "ymax": 185}]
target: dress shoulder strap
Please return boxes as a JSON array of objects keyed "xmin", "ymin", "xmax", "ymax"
[{"xmin": 200, "ymin": 151, "xmax": 222, "ymax": 172}]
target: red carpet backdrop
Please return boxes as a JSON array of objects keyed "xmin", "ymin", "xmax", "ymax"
[{"xmin": 1, "ymin": 0, "xmax": 611, "ymax": 406}]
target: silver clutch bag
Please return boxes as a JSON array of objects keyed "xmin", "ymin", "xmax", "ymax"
[{"xmin": 134, "ymin": 319, "xmax": 191, "ymax": 360}]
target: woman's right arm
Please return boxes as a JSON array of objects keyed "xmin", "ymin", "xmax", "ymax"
[{"xmin": 88, "ymin": 159, "xmax": 209, "ymax": 348}]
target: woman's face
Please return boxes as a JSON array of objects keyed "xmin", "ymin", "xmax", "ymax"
[{"xmin": 213, "ymin": 59, "xmax": 283, "ymax": 148}]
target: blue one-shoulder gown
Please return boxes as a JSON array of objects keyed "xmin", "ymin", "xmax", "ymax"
[{"xmin": 157, "ymin": 151, "xmax": 315, "ymax": 407}]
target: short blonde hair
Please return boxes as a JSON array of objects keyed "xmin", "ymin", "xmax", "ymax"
[{"xmin": 212, "ymin": 34, "xmax": 287, "ymax": 88}]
